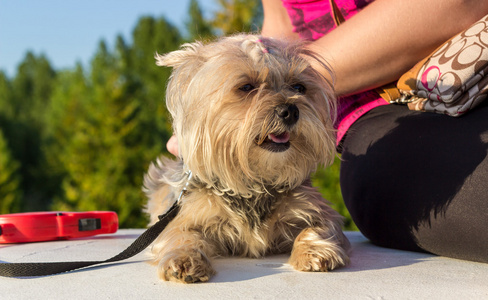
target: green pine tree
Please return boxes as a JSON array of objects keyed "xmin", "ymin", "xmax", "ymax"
[
  {"xmin": 46, "ymin": 17, "xmax": 183, "ymax": 227},
  {"xmin": 186, "ymin": 0, "xmax": 215, "ymax": 40},
  {"xmin": 0, "ymin": 129, "xmax": 22, "ymax": 214},
  {"xmin": 47, "ymin": 41, "xmax": 142, "ymax": 227},
  {"xmin": 0, "ymin": 71, "xmax": 14, "ymax": 117},
  {"xmin": 130, "ymin": 16, "xmax": 182, "ymax": 156},
  {"xmin": 3, "ymin": 52, "xmax": 57, "ymax": 211}
]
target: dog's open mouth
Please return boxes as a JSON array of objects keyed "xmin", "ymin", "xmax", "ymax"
[{"xmin": 257, "ymin": 131, "xmax": 291, "ymax": 152}]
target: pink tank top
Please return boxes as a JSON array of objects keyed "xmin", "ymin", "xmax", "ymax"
[{"xmin": 281, "ymin": 0, "xmax": 389, "ymax": 146}]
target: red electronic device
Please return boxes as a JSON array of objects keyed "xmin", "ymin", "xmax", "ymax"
[{"xmin": 0, "ymin": 211, "xmax": 118, "ymax": 243}]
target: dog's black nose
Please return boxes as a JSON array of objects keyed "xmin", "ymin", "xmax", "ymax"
[{"xmin": 275, "ymin": 104, "xmax": 299, "ymax": 126}]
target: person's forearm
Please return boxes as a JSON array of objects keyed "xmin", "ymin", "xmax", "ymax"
[
  {"xmin": 310, "ymin": 0, "xmax": 488, "ymax": 96},
  {"xmin": 261, "ymin": 0, "xmax": 300, "ymax": 39}
]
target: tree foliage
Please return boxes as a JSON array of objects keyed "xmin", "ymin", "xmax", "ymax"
[
  {"xmin": 44, "ymin": 20, "xmax": 182, "ymax": 228},
  {"xmin": 212, "ymin": 0, "xmax": 261, "ymax": 34},
  {"xmin": 0, "ymin": 129, "xmax": 22, "ymax": 214},
  {"xmin": 0, "ymin": 53, "xmax": 57, "ymax": 211},
  {"xmin": 0, "ymin": 0, "xmax": 353, "ymax": 230},
  {"xmin": 187, "ymin": 0, "xmax": 214, "ymax": 39},
  {"xmin": 312, "ymin": 158, "xmax": 357, "ymax": 230}
]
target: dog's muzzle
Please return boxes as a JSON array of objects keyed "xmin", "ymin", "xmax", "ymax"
[{"xmin": 256, "ymin": 103, "xmax": 299, "ymax": 153}]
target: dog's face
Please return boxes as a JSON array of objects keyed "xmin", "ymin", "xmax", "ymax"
[{"xmin": 157, "ymin": 35, "xmax": 336, "ymax": 194}]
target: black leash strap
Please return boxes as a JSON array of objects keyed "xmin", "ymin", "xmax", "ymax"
[{"xmin": 0, "ymin": 204, "xmax": 179, "ymax": 277}]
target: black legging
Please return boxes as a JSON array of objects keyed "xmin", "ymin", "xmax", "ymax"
[{"xmin": 340, "ymin": 102, "xmax": 488, "ymax": 263}]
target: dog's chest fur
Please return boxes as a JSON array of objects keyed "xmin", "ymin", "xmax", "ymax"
[
  {"xmin": 192, "ymin": 180, "xmax": 282, "ymax": 228},
  {"xmin": 220, "ymin": 190, "xmax": 281, "ymax": 229},
  {"xmin": 182, "ymin": 181, "xmax": 290, "ymax": 257}
]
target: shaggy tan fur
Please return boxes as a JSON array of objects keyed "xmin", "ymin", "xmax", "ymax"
[{"xmin": 144, "ymin": 34, "xmax": 350, "ymax": 283}]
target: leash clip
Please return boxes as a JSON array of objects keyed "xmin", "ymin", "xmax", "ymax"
[
  {"xmin": 157, "ymin": 170, "xmax": 192, "ymax": 222},
  {"xmin": 176, "ymin": 170, "xmax": 193, "ymax": 203}
]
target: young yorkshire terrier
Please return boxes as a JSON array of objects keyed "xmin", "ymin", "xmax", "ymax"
[{"xmin": 144, "ymin": 34, "xmax": 350, "ymax": 283}]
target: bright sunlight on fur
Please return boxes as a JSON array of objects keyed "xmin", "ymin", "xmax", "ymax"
[{"xmin": 143, "ymin": 34, "xmax": 350, "ymax": 283}]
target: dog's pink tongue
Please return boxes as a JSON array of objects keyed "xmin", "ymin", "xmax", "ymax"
[{"xmin": 269, "ymin": 132, "xmax": 290, "ymax": 144}]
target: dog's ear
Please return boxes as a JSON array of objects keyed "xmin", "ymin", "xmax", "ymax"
[{"xmin": 155, "ymin": 41, "xmax": 204, "ymax": 68}]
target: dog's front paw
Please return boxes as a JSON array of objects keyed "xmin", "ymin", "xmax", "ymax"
[
  {"xmin": 158, "ymin": 249, "xmax": 215, "ymax": 283},
  {"xmin": 289, "ymin": 228, "xmax": 349, "ymax": 272}
]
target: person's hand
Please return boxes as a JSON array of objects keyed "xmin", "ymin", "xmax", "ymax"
[{"xmin": 166, "ymin": 135, "xmax": 179, "ymax": 156}]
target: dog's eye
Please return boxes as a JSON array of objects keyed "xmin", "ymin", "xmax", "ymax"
[
  {"xmin": 239, "ymin": 84, "xmax": 255, "ymax": 92},
  {"xmin": 291, "ymin": 83, "xmax": 306, "ymax": 94}
]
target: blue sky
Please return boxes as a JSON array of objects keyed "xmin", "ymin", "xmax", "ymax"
[{"xmin": 0, "ymin": 0, "xmax": 216, "ymax": 77}]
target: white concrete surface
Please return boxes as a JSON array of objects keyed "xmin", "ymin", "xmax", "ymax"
[{"xmin": 1, "ymin": 230, "xmax": 487, "ymax": 299}]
